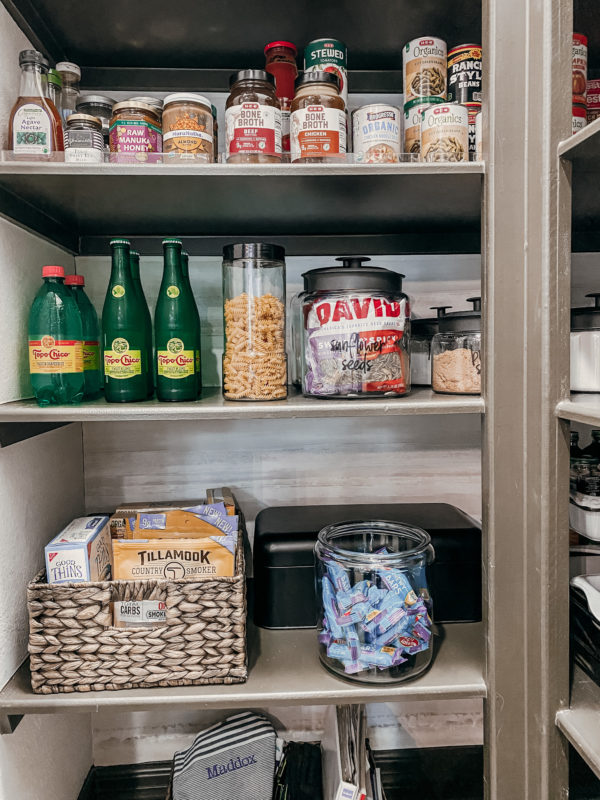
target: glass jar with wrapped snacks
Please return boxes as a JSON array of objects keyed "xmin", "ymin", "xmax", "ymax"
[
  {"xmin": 315, "ymin": 520, "xmax": 435, "ymax": 683},
  {"xmin": 222, "ymin": 243, "xmax": 287, "ymax": 401}
]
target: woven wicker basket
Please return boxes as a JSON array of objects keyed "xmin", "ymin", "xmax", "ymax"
[{"xmin": 27, "ymin": 534, "xmax": 247, "ymax": 694}]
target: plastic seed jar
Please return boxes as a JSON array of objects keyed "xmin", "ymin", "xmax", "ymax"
[
  {"xmin": 226, "ymin": 70, "xmax": 282, "ymax": 163},
  {"xmin": 571, "ymin": 293, "xmax": 600, "ymax": 392},
  {"xmin": 315, "ymin": 520, "xmax": 435, "ymax": 684},
  {"xmin": 411, "ymin": 306, "xmax": 452, "ymax": 386},
  {"xmin": 301, "ymin": 261, "xmax": 410, "ymax": 398},
  {"xmin": 222, "ymin": 243, "xmax": 287, "ymax": 401},
  {"xmin": 162, "ymin": 93, "xmax": 213, "ymax": 161},
  {"xmin": 432, "ymin": 298, "xmax": 482, "ymax": 395}
]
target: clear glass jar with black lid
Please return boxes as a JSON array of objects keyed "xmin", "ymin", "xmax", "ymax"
[
  {"xmin": 76, "ymin": 94, "xmax": 114, "ymax": 147},
  {"xmin": 571, "ymin": 293, "xmax": 600, "ymax": 392},
  {"xmin": 411, "ymin": 306, "xmax": 452, "ymax": 386},
  {"xmin": 222, "ymin": 242, "xmax": 287, "ymax": 401},
  {"xmin": 432, "ymin": 297, "xmax": 482, "ymax": 395},
  {"xmin": 64, "ymin": 113, "xmax": 104, "ymax": 163},
  {"xmin": 301, "ymin": 258, "xmax": 410, "ymax": 398},
  {"xmin": 225, "ymin": 70, "xmax": 282, "ymax": 163}
]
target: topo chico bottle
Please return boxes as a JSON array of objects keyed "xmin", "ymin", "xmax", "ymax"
[
  {"xmin": 102, "ymin": 238, "xmax": 149, "ymax": 402},
  {"xmin": 65, "ymin": 274, "xmax": 102, "ymax": 398},
  {"xmin": 130, "ymin": 249, "xmax": 154, "ymax": 398},
  {"xmin": 181, "ymin": 250, "xmax": 202, "ymax": 397}
]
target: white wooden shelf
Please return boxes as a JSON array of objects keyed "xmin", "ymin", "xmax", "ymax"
[
  {"xmin": 556, "ymin": 667, "xmax": 600, "ymax": 780},
  {"xmin": 556, "ymin": 395, "xmax": 600, "ymax": 427},
  {"xmin": 558, "ymin": 116, "xmax": 600, "ymax": 162}
]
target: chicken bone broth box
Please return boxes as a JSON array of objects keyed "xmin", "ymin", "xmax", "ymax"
[
  {"xmin": 112, "ymin": 534, "xmax": 237, "ymax": 581},
  {"xmin": 45, "ymin": 516, "xmax": 112, "ymax": 584}
]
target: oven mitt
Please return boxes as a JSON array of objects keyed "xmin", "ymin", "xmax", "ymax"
[{"xmin": 173, "ymin": 711, "xmax": 276, "ymax": 800}]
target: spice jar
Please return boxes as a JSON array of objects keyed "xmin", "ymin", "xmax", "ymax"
[
  {"xmin": 411, "ymin": 306, "xmax": 452, "ymax": 386},
  {"xmin": 265, "ymin": 41, "xmax": 298, "ymax": 153},
  {"xmin": 226, "ymin": 70, "xmax": 282, "ymax": 163},
  {"xmin": 315, "ymin": 519, "xmax": 435, "ymax": 684},
  {"xmin": 162, "ymin": 93, "xmax": 213, "ymax": 161},
  {"xmin": 571, "ymin": 294, "xmax": 600, "ymax": 392},
  {"xmin": 110, "ymin": 100, "xmax": 162, "ymax": 162},
  {"xmin": 64, "ymin": 113, "xmax": 104, "ymax": 163},
  {"xmin": 290, "ymin": 72, "xmax": 346, "ymax": 163},
  {"xmin": 432, "ymin": 298, "xmax": 482, "ymax": 395},
  {"xmin": 222, "ymin": 243, "xmax": 287, "ymax": 401},
  {"xmin": 76, "ymin": 95, "xmax": 114, "ymax": 147},
  {"xmin": 301, "ymin": 260, "xmax": 410, "ymax": 398}
]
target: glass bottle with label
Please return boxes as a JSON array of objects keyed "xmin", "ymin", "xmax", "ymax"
[
  {"xmin": 264, "ymin": 41, "xmax": 298, "ymax": 153},
  {"xmin": 226, "ymin": 70, "xmax": 282, "ymax": 163},
  {"xmin": 129, "ymin": 249, "xmax": 154, "ymax": 397},
  {"xmin": 154, "ymin": 239, "xmax": 198, "ymax": 402},
  {"xmin": 181, "ymin": 251, "xmax": 202, "ymax": 396},
  {"xmin": 102, "ymin": 239, "xmax": 149, "ymax": 403},
  {"xmin": 56, "ymin": 61, "xmax": 81, "ymax": 125},
  {"xmin": 64, "ymin": 274, "xmax": 102, "ymax": 398},
  {"xmin": 28, "ymin": 265, "xmax": 84, "ymax": 406},
  {"xmin": 9, "ymin": 50, "xmax": 64, "ymax": 158},
  {"xmin": 47, "ymin": 69, "xmax": 62, "ymax": 116},
  {"xmin": 290, "ymin": 72, "xmax": 346, "ymax": 163}
]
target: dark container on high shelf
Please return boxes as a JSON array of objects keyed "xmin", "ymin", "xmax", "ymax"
[
  {"xmin": 181, "ymin": 251, "xmax": 202, "ymax": 396},
  {"xmin": 129, "ymin": 249, "xmax": 154, "ymax": 398},
  {"xmin": 102, "ymin": 238, "xmax": 149, "ymax": 402},
  {"xmin": 65, "ymin": 274, "xmax": 102, "ymax": 398},
  {"xmin": 154, "ymin": 239, "xmax": 199, "ymax": 402}
]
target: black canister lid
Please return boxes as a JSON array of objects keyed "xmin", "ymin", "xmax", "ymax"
[
  {"xmin": 438, "ymin": 297, "xmax": 482, "ymax": 333},
  {"xmin": 335, "ymin": 256, "xmax": 371, "ymax": 268},
  {"xmin": 296, "ymin": 70, "xmax": 340, "ymax": 91},
  {"xmin": 230, "ymin": 69, "xmax": 274, "ymax": 86},
  {"xmin": 571, "ymin": 293, "xmax": 600, "ymax": 331},
  {"xmin": 412, "ymin": 305, "xmax": 453, "ymax": 337},
  {"xmin": 223, "ymin": 242, "xmax": 285, "ymax": 262},
  {"xmin": 303, "ymin": 263, "xmax": 404, "ymax": 293}
]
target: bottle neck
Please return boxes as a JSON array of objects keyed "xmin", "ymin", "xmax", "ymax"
[
  {"xmin": 110, "ymin": 246, "xmax": 133, "ymax": 285},
  {"xmin": 162, "ymin": 246, "xmax": 183, "ymax": 284},
  {"xmin": 44, "ymin": 276, "xmax": 64, "ymax": 285},
  {"xmin": 181, "ymin": 255, "xmax": 189, "ymax": 279},
  {"xmin": 130, "ymin": 257, "xmax": 140, "ymax": 283},
  {"xmin": 19, "ymin": 63, "xmax": 46, "ymax": 99}
]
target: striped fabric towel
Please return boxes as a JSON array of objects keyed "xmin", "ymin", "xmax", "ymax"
[{"xmin": 173, "ymin": 711, "xmax": 276, "ymax": 800}]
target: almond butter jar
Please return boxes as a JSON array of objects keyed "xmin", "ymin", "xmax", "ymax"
[
  {"xmin": 162, "ymin": 93, "xmax": 213, "ymax": 161},
  {"xmin": 290, "ymin": 72, "xmax": 347, "ymax": 163},
  {"xmin": 225, "ymin": 70, "xmax": 282, "ymax": 163}
]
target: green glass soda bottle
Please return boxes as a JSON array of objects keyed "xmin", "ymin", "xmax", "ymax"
[
  {"xmin": 155, "ymin": 239, "xmax": 198, "ymax": 401},
  {"xmin": 65, "ymin": 274, "xmax": 102, "ymax": 398},
  {"xmin": 102, "ymin": 238, "xmax": 149, "ymax": 402},
  {"xmin": 181, "ymin": 250, "xmax": 202, "ymax": 396},
  {"xmin": 28, "ymin": 265, "xmax": 84, "ymax": 405},
  {"xmin": 130, "ymin": 249, "xmax": 154, "ymax": 397}
]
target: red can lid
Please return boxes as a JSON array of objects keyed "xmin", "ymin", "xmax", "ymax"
[
  {"xmin": 264, "ymin": 41, "xmax": 297, "ymax": 55},
  {"xmin": 65, "ymin": 274, "xmax": 84, "ymax": 286},
  {"xmin": 42, "ymin": 265, "xmax": 65, "ymax": 278},
  {"xmin": 573, "ymin": 32, "xmax": 588, "ymax": 46}
]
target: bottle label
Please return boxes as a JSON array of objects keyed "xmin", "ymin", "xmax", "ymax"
[
  {"xmin": 112, "ymin": 285, "xmax": 125, "ymax": 298},
  {"xmin": 104, "ymin": 338, "xmax": 142, "ymax": 379},
  {"xmin": 13, "ymin": 103, "xmax": 52, "ymax": 154},
  {"xmin": 109, "ymin": 120, "xmax": 162, "ymax": 154},
  {"xmin": 64, "ymin": 129, "xmax": 104, "ymax": 162},
  {"xmin": 157, "ymin": 338, "xmax": 195, "ymax": 379},
  {"xmin": 163, "ymin": 128, "xmax": 212, "ymax": 151},
  {"xmin": 29, "ymin": 337, "xmax": 83, "ymax": 373},
  {"xmin": 83, "ymin": 341, "xmax": 100, "ymax": 371},
  {"xmin": 226, "ymin": 103, "xmax": 282, "ymax": 156},
  {"xmin": 290, "ymin": 106, "xmax": 347, "ymax": 160},
  {"xmin": 166, "ymin": 285, "xmax": 180, "ymax": 298}
]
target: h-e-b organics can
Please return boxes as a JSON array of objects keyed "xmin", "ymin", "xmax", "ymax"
[
  {"xmin": 403, "ymin": 97, "xmax": 444, "ymax": 155},
  {"xmin": 421, "ymin": 103, "xmax": 469, "ymax": 162},
  {"xmin": 403, "ymin": 37, "xmax": 447, "ymax": 102}
]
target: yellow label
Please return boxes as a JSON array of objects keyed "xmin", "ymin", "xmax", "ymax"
[
  {"xmin": 112, "ymin": 285, "xmax": 125, "ymax": 298},
  {"xmin": 83, "ymin": 341, "xmax": 100, "ymax": 371},
  {"xmin": 104, "ymin": 338, "xmax": 142, "ymax": 379},
  {"xmin": 166, "ymin": 285, "xmax": 180, "ymax": 298},
  {"xmin": 158, "ymin": 338, "xmax": 194, "ymax": 379},
  {"xmin": 29, "ymin": 337, "xmax": 83, "ymax": 373}
]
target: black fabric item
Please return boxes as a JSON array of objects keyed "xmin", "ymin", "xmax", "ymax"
[{"xmin": 273, "ymin": 742, "xmax": 323, "ymax": 800}]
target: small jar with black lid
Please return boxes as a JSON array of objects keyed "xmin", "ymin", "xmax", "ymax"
[
  {"xmin": 291, "ymin": 71, "xmax": 347, "ymax": 162},
  {"xmin": 226, "ymin": 70, "xmax": 282, "ymax": 163},
  {"xmin": 76, "ymin": 95, "xmax": 114, "ymax": 148},
  {"xmin": 411, "ymin": 306, "xmax": 452, "ymax": 386},
  {"xmin": 432, "ymin": 298, "xmax": 482, "ymax": 395},
  {"xmin": 64, "ymin": 113, "xmax": 104, "ymax": 163},
  {"xmin": 571, "ymin": 293, "xmax": 600, "ymax": 392},
  {"xmin": 301, "ymin": 259, "xmax": 410, "ymax": 398}
]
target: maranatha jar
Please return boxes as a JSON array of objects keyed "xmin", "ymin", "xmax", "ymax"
[
  {"xmin": 110, "ymin": 100, "xmax": 162, "ymax": 162},
  {"xmin": 291, "ymin": 71, "xmax": 346, "ymax": 163},
  {"xmin": 162, "ymin": 93, "xmax": 213, "ymax": 161},
  {"xmin": 226, "ymin": 70, "xmax": 282, "ymax": 163},
  {"xmin": 301, "ymin": 261, "xmax": 410, "ymax": 398}
]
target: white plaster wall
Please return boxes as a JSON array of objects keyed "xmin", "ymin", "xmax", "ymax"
[{"xmin": 0, "ymin": 2, "xmax": 30, "ymax": 150}]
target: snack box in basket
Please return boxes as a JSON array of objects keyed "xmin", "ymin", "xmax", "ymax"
[
  {"xmin": 44, "ymin": 515, "xmax": 111, "ymax": 584},
  {"xmin": 110, "ymin": 495, "xmax": 236, "ymax": 538}
]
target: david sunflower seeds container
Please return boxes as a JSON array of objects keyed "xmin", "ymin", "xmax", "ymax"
[
  {"xmin": 403, "ymin": 37, "xmax": 447, "ymax": 103},
  {"xmin": 421, "ymin": 103, "xmax": 469, "ymax": 162},
  {"xmin": 403, "ymin": 97, "xmax": 443, "ymax": 155},
  {"xmin": 352, "ymin": 104, "xmax": 402, "ymax": 163}
]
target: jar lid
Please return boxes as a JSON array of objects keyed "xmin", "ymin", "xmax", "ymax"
[
  {"xmin": 66, "ymin": 113, "xmax": 102, "ymax": 128},
  {"xmin": 571, "ymin": 293, "xmax": 600, "ymax": 330},
  {"xmin": 229, "ymin": 69, "xmax": 274, "ymax": 86},
  {"xmin": 42, "ymin": 265, "xmax": 65, "ymax": 278},
  {"xmin": 163, "ymin": 92, "xmax": 212, "ymax": 110},
  {"xmin": 112, "ymin": 100, "xmax": 160, "ymax": 116},
  {"xmin": 47, "ymin": 69, "xmax": 62, "ymax": 87},
  {"xmin": 19, "ymin": 49, "xmax": 47, "ymax": 68},
  {"xmin": 412, "ymin": 306, "xmax": 453, "ymax": 337},
  {"xmin": 56, "ymin": 61, "xmax": 81, "ymax": 79},
  {"xmin": 223, "ymin": 242, "xmax": 285, "ymax": 262},
  {"xmin": 65, "ymin": 274, "xmax": 84, "ymax": 286},
  {"xmin": 296, "ymin": 70, "xmax": 340, "ymax": 90},
  {"xmin": 77, "ymin": 94, "xmax": 115, "ymax": 109},
  {"xmin": 264, "ymin": 41, "xmax": 297, "ymax": 55},
  {"xmin": 302, "ymin": 263, "xmax": 404, "ymax": 293},
  {"xmin": 438, "ymin": 298, "xmax": 482, "ymax": 333},
  {"xmin": 128, "ymin": 96, "xmax": 164, "ymax": 111}
]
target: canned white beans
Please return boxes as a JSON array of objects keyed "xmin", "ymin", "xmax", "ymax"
[
  {"xmin": 403, "ymin": 98, "xmax": 444, "ymax": 155},
  {"xmin": 421, "ymin": 103, "xmax": 469, "ymax": 163},
  {"xmin": 352, "ymin": 104, "xmax": 402, "ymax": 163},
  {"xmin": 403, "ymin": 37, "xmax": 447, "ymax": 103}
]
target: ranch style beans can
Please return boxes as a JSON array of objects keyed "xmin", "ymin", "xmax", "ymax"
[
  {"xmin": 447, "ymin": 44, "xmax": 482, "ymax": 104},
  {"xmin": 475, "ymin": 111, "xmax": 483, "ymax": 160},
  {"xmin": 573, "ymin": 33, "xmax": 588, "ymax": 105},
  {"xmin": 403, "ymin": 37, "xmax": 447, "ymax": 103},
  {"xmin": 464, "ymin": 101, "xmax": 482, "ymax": 156},
  {"xmin": 352, "ymin": 104, "xmax": 402, "ymax": 163},
  {"xmin": 403, "ymin": 97, "xmax": 443, "ymax": 155},
  {"xmin": 421, "ymin": 103, "xmax": 469, "ymax": 162},
  {"xmin": 573, "ymin": 103, "xmax": 587, "ymax": 136},
  {"xmin": 304, "ymin": 38, "xmax": 348, "ymax": 107}
]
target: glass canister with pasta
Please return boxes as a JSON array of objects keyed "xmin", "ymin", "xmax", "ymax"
[{"xmin": 222, "ymin": 243, "xmax": 287, "ymax": 401}]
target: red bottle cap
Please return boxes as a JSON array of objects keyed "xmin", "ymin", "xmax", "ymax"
[
  {"xmin": 65, "ymin": 274, "xmax": 84, "ymax": 286},
  {"xmin": 264, "ymin": 41, "xmax": 297, "ymax": 55},
  {"xmin": 42, "ymin": 265, "xmax": 65, "ymax": 278}
]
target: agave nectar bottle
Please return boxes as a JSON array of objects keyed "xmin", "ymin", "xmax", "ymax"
[
  {"xmin": 102, "ymin": 239, "xmax": 149, "ymax": 402},
  {"xmin": 181, "ymin": 251, "xmax": 202, "ymax": 396},
  {"xmin": 130, "ymin": 249, "xmax": 154, "ymax": 397},
  {"xmin": 155, "ymin": 239, "xmax": 197, "ymax": 401}
]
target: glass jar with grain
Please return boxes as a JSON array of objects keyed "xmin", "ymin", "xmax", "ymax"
[
  {"xmin": 432, "ymin": 298, "xmax": 482, "ymax": 395},
  {"xmin": 162, "ymin": 93, "xmax": 213, "ymax": 161}
]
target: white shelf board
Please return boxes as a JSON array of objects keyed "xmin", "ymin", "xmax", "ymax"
[
  {"xmin": 558, "ymin": 116, "xmax": 600, "ymax": 162},
  {"xmin": 556, "ymin": 667, "xmax": 600, "ymax": 780},
  {"xmin": 0, "ymin": 387, "xmax": 484, "ymax": 422},
  {"xmin": 556, "ymin": 395, "xmax": 600, "ymax": 426},
  {"xmin": 0, "ymin": 623, "xmax": 485, "ymax": 722}
]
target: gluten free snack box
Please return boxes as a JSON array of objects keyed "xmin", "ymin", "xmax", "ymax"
[{"xmin": 44, "ymin": 515, "xmax": 112, "ymax": 584}]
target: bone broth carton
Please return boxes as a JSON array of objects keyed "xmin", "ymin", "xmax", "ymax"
[{"xmin": 45, "ymin": 515, "xmax": 111, "ymax": 584}]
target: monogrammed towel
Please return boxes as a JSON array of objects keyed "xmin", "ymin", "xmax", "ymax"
[{"xmin": 173, "ymin": 712, "xmax": 276, "ymax": 800}]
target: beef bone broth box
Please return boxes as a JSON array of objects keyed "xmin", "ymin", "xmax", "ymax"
[
  {"xmin": 112, "ymin": 535, "xmax": 237, "ymax": 581},
  {"xmin": 45, "ymin": 515, "xmax": 111, "ymax": 584}
]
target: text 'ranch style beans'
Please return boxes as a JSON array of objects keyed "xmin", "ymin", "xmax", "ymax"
[
  {"xmin": 352, "ymin": 104, "xmax": 402, "ymax": 163},
  {"xmin": 403, "ymin": 37, "xmax": 447, "ymax": 102},
  {"xmin": 421, "ymin": 104, "xmax": 469, "ymax": 162},
  {"xmin": 447, "ymin": 44, "xmax": 482, "ymax": 104},
  {"xmin": 403, "ymin": 97, "xmax": 443, "ymax": 155},
  {"xmin": 573, "ymin": 33, "xmax": 588, "ymax": 105}
]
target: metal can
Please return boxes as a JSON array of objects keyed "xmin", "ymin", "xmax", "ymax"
[
  {"xmin": 573, "ymin": 33, "xmax": 587, "ymax": 105},
  {"xmin": 475, "ymin": 111, "xmax": 483, "ymax": 160},
  {"xmin": 447, "ymin": 44, "xmax": 482, "ymax": 104},
  {"xmin": 403, "ymin": 37, "xmax": 447, "ymax": 103},
  {"xmin": 403, "ymin": 97, "xmax": 444, "ymax": 155},
  {"xmin": 421, "ymin": 103, "xmax": 469, "ymax": 163},
  {"xmin": 573, "ymin": 103, "xmax": 587, "ymax": 136},
  {"xmin": 464, "ymin": 101, "xmax": 481, "ymax": 156},
  {"xmin": 304, "ymin": 38, "xmax": 348, "ymax": 107},
  {"xmin": 64, "ymin": 113, "xmax": 104, "ymax": 163},
  {"xmin": 352, "ymin": 104, "xmax": 401, "ymax": 163},
  {"xmin": 587, "ymin": 78, "xmax": 600, "ymax": 123}
]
